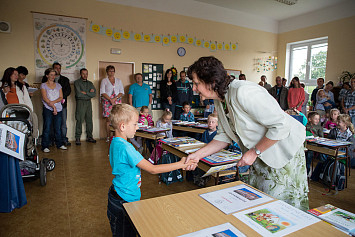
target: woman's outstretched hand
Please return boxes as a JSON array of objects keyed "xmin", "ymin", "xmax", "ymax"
[{"xmin": 184, "ymin": 153, "xmax": 200, "ymax": 170}]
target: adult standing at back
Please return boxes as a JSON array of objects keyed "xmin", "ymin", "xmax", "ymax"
[
  {"xmin": 128, "ymin": 73, "xmax": 152, "ymax": 112},
  {"xmin": 160, "ymin": 69, "xmax": 177, "ymax": 118},
  {"xmin": 311, "ymin": 78, "xmax": 324, "ymax": 110},
  {"xmin": 53, "ymin": 63, "xmax": 71, "ymax": 146},
  {"xmin": 185, "ymin": 56, "xmax": 308, "ymax": 211},
  {"xmin": 288, "ymin": 77, "xmax": 305, "ymax": 112},
  {"xmin": 268, "ymin": 76, "xmax": 288, "ymax": 110},
  {"xmin": 260, "ymin": 75, "xmax": 271, "ymax": 90},
  {"xmin": 342, "ymin": 77, "xmax": 355, "ymax": 126},
  {"xmin": 175, "ymin": 71, "xmax": 193, "ymax": 119},
  {"xmin": 100, "ymin": 65, "xmax": 124, "ymax": 142},
  {"xmin": 74, "ymin": 68, "xmax": 96, "ymax": 145},
  {"xmin": 300, "ymin": 83, "xmax": 309, "ymax": 115}
]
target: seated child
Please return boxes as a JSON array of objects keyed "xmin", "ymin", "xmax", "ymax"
[
  {"xmin": 156, "ymin": 109, "xmax": 173, "ymax": 138},
  {"xmin": 107, "ymin": 104, "xmax": 192, "ymax": 236},
  {"xmin": 129, "ymin": 106, "xmax": 154, "ymax": 153},
  {"xmin": 286, "ymin": 108, "xmax": 307, "ymax": 126},
  {"xmin": 201, "ymin": 113, "xmax": 218, "ymax": 143},
  {"xmin": 323, "ymin": 108, "xmax": 339, "ymax": 130},
  {"xmin": 306, "ymin": 111, "xmax": 326, "ymax": 174},
  {"xmin": 179, "ymin": 101, "xmax": 194, "ymax": 122},
  {"xmin": 203, "ymin": 99, "xmax": 215, "ymax": 118},
  {"xmin": 315, "ymin": 89, "xmax": 335, "ymax": 116}
]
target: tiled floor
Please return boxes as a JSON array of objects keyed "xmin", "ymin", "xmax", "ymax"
[{"xmin": 0, "ymin": 140, "xmax": 354, "ymax": 236}]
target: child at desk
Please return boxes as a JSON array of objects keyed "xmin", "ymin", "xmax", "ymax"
[
  {"xmin": 130, "ymin": 106, "xmax": 154, "ymax": 153},
  {"xmin": 306, "ymin": 111, "xmax": 327, "ymax": 175},
  {"xmin": 156, "ymin": 109, "xmax": 173, "ymax": 138},
  {"xmin": 179, "ymin": 101, "xmax": 194, "ymax": 122},
  {"xmin": 323, "ymin": 108, "xmax": 339, "ymax": 130},
  {"xmin": 107, "ymin": 104, "xmax": 192, "ymax": 236}
]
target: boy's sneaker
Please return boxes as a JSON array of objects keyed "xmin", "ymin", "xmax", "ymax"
[
  {"xmin": 59, "ymin": 145, "xmax": 67, "ymax": 150},
  {"xmin": 43, "ymin": 148, "xmax": 50, "ymax": 153},
  {"xmin": 106, "ymin": 137, "xmax": 110, "ymax": 142}
]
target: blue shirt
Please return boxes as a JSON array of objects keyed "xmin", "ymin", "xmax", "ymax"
[
  {"xmin": 109, "ymin": 137, "xmax": 144, "ymax": 202},
  {"xmin": 201, "ymin": 129, "xmax": 217, "ymax": 143},
  {"xmin": 180, "ymin": 111, "xmax": 194, "ymax": 122},
  {"xmin": 128, "ymin": 83, "xmax": 152, "ymax": 108}
]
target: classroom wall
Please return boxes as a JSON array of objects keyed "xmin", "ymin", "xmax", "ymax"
[
  {"xmin": 0, "ymin": 0, "xmax": 278, "ymax": 140},
  {"xmin": 277, "ymin": 16, "xmax": 355, "ymax": 84}
]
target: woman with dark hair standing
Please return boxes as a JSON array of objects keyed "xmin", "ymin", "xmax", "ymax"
[
  {"xmin": 288, "ymin": 77, "xmax": 305, "ymax": 111},
  {"xmin": 185, "ymin": 57, "xmax": 308, "ymax": 211},
  {"xmin": 160, "ymin": 69, "xmax": 177, "ymax": 118},
  {"xmin": 1, "ymin": 67, "xmax": 33, "ymax": 111}
]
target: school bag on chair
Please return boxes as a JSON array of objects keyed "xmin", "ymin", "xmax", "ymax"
[
  {"xmin": 319, "ymin": 159, "xmax": 346, "ymax": 191},
  {"xmin": 160, "ymin": 153, "xmax": 183, "ymax": 185},
  {"xmin": 148, "ymin": 142, "xmax": 163, "ymax": 165}
]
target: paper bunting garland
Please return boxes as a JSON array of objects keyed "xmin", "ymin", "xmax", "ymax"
[{"xmin": 89, "ymin": 22, "xmax": 238, "ymax": 52}]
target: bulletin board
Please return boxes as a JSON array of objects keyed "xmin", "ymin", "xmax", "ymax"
[
  {"xmin": 142, "ymin": 63, "xmax": 164, "ymax": 110},
  {"xmin": 225, "ymin": 69, "xmax": 242, "ymax": 79}
]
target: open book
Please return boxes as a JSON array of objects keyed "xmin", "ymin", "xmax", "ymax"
[
  {"xmin": 160, "ymin": 137, "xmax": 204, "ymax": 147},
  {"xmin": 308, "ymin": 204, "xmax": 355, "ymax": 235}
]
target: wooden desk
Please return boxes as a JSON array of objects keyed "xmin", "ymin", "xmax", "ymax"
[
  {"xmin": 124, "ymin": 181, "xmax": 346, "ymax": 237},
  {"xmin": 306, "ymin": 140, "xmax": 351, "ymax": 189},
  {"xmin": 172, "ymin": 125, "xmax": 205, "ymax": 134},
  {"xmin": 161, "ymin": 142, "xmax": 239, "ymax": 184}
]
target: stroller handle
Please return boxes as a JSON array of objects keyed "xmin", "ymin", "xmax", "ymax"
[{"xmin": 0, "ymin": 117, "xmax": 32, "ymax": 132}]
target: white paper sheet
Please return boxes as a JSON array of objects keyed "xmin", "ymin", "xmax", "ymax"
[
  {"xmin": 199, "ymin": 184, "xmax": 274, "ymax": 214},
  {"xmin": 178, "ymin": 223, "xmax": 246, "ymax": 237},
  {"xmin": 0, "ymin": 123, "xmax": 26, "ymax": 160},
  {"xmin": 233, "ymin": 200, "xmax": 320, "ymax": 237}
]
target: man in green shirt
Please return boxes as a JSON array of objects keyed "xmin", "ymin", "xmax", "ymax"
[{"xmin": 74, "ymin": 68, "xmax": 96, "ymax": 145}]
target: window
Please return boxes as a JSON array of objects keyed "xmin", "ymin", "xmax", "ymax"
[{"xmin": 286, "ymin": 37, "xmax": 328, "ymax": 86}]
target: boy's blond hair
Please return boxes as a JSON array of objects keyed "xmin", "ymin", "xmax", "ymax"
[
  {"xmin": 208, "ymin": 113, "xmax": 218, "ymax": 122},
  {"xmin": 110, "ymin": 104, "xmax": 139, "ymax": 129}
]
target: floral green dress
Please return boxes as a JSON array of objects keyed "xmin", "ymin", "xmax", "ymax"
[{"xmin": 249, "ymin": 145, "xmax": 309, "ymax": 211}]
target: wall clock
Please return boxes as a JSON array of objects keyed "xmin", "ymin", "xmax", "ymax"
[
  {"xmin": 37, "ymin": 24, "xmax": 84, "ymax": 68},
  {"xmin": 177, "ymin": 47, "xmax": 186, "ymax": 57}
]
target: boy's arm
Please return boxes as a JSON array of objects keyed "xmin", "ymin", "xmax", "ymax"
[{"xmin": 137, "ymin": 157, "xmax": 189, "ymax": 174}]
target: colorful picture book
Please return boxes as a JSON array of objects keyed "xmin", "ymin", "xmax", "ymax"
[
  {"xmin": 199, "ymin": 184, "xmax": 274, "ymax": 214},
  {"xmin": 0, "ymin": 123, "xmax": 26, "ymax": 160},
  {"xmin": 178, "ymin": 223, "xmax": 246, "ymax": 237},
  {"xmin": 306, "ymin": 137, "xmax": 353, "ymax": 146},
  {"xmin": 160, "ymin": 137, "xmax": 204, "ymax": 147},
  {"xmin": 201, "ymin": 150, "xmax": 242, "ymax": 165},
  {"xmin": 308, "ymin": 204, "xmax": 355, "ymax": 235},
  {"xmin": 234, "ymin": 200, "xmax": 320, "ymax": 236}
]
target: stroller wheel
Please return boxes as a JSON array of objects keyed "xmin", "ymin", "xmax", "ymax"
[
  {"xmin": 40, "ymin": 159, "xmax": 47, "ymax": 186},
  {"xmin": 46, "ymin": 159, "xmax": 55, "ymax": 171}
]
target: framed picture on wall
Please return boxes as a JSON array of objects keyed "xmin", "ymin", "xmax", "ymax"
[{"xmin": 225, "ymin": 69, "xmax": 242, "ymax": 80}]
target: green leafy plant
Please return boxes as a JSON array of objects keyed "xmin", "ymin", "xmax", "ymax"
[{"xmin": 339, "ymin": 71, "xmax": 355, "ymax": 84}]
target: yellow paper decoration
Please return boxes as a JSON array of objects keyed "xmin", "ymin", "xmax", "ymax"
[
  {"xmin": 203, "ymin": 41, "xmax": 210, "ymax": 48},
  {"xmin": 91, "ymin": 24, "xmax": 100, "ymax": 33},
  {"xmin": 170, "ymin": 35, "xmax": 177, "ymax": 43},
  {"xmin": 105, "ymin": 28, "xmax": 113, "ymax": 37},
  {"xmin": 187, "ymin": 37, "xmax": 194, "ymax": 44},
  {"xmin": 163, "ymin": 36, "xmax": 170, "ymax": 44},
  {"xmin": 195, "ymin": 39, "xmax": 202, "ymax": 47},
  {"xmin": 231, "ymin": 43, "xmax": 237, "ymax": 50},
  {"xmin": 143, "ymin": 34, "xmax": 151, "ymax": 42},
  {"xmin": 134, "ymin": 33, "xmax": 142, "ymax": 41},
  {"xmin": 217, "ymin": 43, "xmax": 223, "ymax": 50},
  {"xmin": 113, "ymin": 32, "xmax": 121, "ymax": 40},
  {"xmin": 210, "ymin": 43, "xmax": 216, "ymax": 51},
  {"xmin": 154, "ymin": 35, "xmax": 161, "ymax": 43},
  {"xmin": 123, "ymin": 31, "xmax": 131, "ymax": 39},
  {"xmin": 224, "ymin": 43, "xmax": 230, "ymax": 50},
  {"xmin": 179, "ymin": 35, "xmax": 186, "ymax": 43}
]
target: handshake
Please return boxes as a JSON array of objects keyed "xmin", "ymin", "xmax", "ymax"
[{"xmin": 179, "ymin": 155, "xmax": 199, "ymax": 171}]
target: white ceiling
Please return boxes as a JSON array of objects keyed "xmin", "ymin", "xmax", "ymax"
[
  {"xmin": 98, "ymin": 0, "xmax": 355, "ymax": 33},
  {"xmin": 194, "ymin": 0, "xmax": 349, "ymax": 21}
]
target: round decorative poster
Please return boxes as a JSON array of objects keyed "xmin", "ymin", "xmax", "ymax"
[{"xmin": 37, "ymin": 24, "xmax": 84, "ymax": 68}]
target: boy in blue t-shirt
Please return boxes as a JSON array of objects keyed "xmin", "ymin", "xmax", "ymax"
[
  {"xmin": 107, "ymin": 104, "xmax": 191, "ymax": 236},
  {"xmin": 179, "ymin": 102, "xmax": 194, "ymax": 122}
]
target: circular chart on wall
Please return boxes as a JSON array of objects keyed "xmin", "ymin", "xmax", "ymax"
[{"xmin": 37, "ymin": 24, "xmax": 84, "ymax": 68}]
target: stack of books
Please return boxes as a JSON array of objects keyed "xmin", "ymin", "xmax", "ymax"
[{"xmin": 160, "ymin": 137, "xmax": 204, "ymax": 147}]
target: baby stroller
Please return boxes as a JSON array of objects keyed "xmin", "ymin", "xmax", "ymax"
[{"xmin": 0, "ymin": 104, "xmax": 55, "ymax": 186}]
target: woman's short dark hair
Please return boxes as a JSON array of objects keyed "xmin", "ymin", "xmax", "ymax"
[
  {"xmin": 326, "ymin": 81, "xmax": 334, "ymax": 86},
  {"xmin": 187, "ymin": 56, "xmax": 230, "ymax": 100},
  {"xmin": 106, "ymin": 65, "xmax": 115, "ymax": 73},
  {"xmin": 16, "ymin": 66, "xmax": 28, "ymax": 75}
]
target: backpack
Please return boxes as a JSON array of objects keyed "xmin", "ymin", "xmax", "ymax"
[
  {"xmin": 318, "ymin": 159, "xmax": 346, "ymax": 191},
  {"xmin": 160, "ymin": 153, "xmax": 183, "ymax": 185},
  {"xmin": 148, "ymin": 142, "xmax": 164, "ymax": 165}
]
